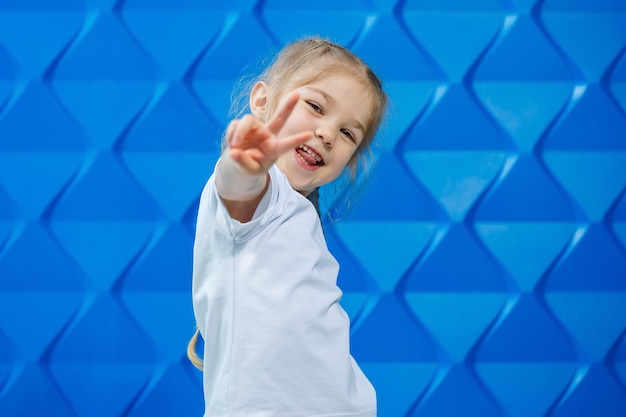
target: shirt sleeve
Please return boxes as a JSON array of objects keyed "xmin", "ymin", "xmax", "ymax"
[{"xmin": 201, "ymin": 161, "xmax": 284, "ymax": 241}]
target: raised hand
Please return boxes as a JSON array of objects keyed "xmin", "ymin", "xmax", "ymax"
[{"xmin": 225, "ymin": 91, "xmax": 313, "ymax": 176}]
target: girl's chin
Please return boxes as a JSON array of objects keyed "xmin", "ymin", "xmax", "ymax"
[{"xmin": 288, "ymin": 178, "xmax": 316, "ymax": 195}]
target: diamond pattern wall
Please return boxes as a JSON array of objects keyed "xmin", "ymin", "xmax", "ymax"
[{"xmin": 1, "ymin": 1, "xmax": 625, "ymax": 416}]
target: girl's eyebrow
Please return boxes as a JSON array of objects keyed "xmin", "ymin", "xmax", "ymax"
[
  {"xmin": 305, "ymin": 86, "xmax": 335, "ymax": 104},
  {"xmin": 304, "ymin": 86, "xmax": 366, "ymax": 134}
]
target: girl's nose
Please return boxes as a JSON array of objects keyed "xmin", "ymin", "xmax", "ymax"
[{"xmin": 315, "ymin": 127, "xmax": 334, "ymax": 149}]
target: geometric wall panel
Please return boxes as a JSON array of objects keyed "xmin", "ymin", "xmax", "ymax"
[{"xmin": 1, "ymin": 0, "xmax": 625, "ymax": 416}]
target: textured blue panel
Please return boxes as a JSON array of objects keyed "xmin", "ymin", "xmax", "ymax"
[
  {"xmin": 0, "ymin": 0, "xmax": 83, "ymax": 8},
  {"xmin": 2, "ymin": 1, "xmax": 626, "ymax": 416},
  {"xmin": 545, "ymin": 224, "xmax": 626, "ymax": 291},
  {"xmin": 122, "ymin": 292, "xmax": 193, "ymax": 361},
  {"xmin": 615, "ymin": 337, "xmax": 626, "ymax": 392},
  {"xmin": 474, "ymin": 155, "xmax": 577, "ymax": 221},
  {"xmin": 543, "ymin": 0, "xmax": 626, "ymax": 11},
  {"xmin": 542, "ymin": 3, "xmax": 626, "ymax": 80},
  {"xmin": 476, "ymin": 294, "xmax": 577, "ymax": 361},
  {"xmin": 381, "ymin": 81, "xmax": 438, "ymax": 151},
  {"xmin": 328, "ymin": 230, "xmax": 373, "ymax": 321},
  {"xmin": 402, "ymin": 2, "xmax": 504, "ymax": 82},
  {"xmin": 0, "ymin": 152, "xmax": 83, "ymax": 219},
  {"xmin": 337, "ymin": 221, "xmax": 436, "ymax": 291},
  {"xmin": 352, "ymin": 294, "xmax": 438, "ymax": 362},
  {"xmin": 353, "ymin": 15, "xmax": 437, "ymax": 81},
  {"xmin": 262, "ymin": 0, "xmax": 368, "ymax": 46},
  {"xmin": 404, "ymin": 85, "xmax": 510, "ymax": 150},
  {"xmin": 475, "ymin": 222, "xmax": 575, "ymax": 291},
  {"xmin": 476, "ymin": 362, "xmax": 575, "ymax": 417},
  {"xmin": 550, "ymin": 364, "xmax": 626, "ymax": 417},
  {"xmin": 0, "ymin": 328, "xmax": 15, "ymax": 369},
  {"xmin": 0, "ymin": 364, "xmax": 77, "ymax": 417},
  {"xmin": 122, "ymin": 151, "xmax": 216, "ymax": 219},
  {"xmin": 190, "ymin": 12, "xmax": 275, "ymax": 126},
  {"xmin": 347, "ymin": 153, "xmax": 440, "ymax": 221},
  {"xmin": 543, "ymin": 151, "xmax": 626, "ymax": 221},
  {"xmin": 0, "ymin": 82, "xmax": 88, "ymax": 151},
  {"xmin": 121, "ymin": 83, "xmax": 220, "ymax": 152},
  {"xmin": 0, "ymin": 223, "xmax": 85, "ymax": 291},
  {"xmin": 0, "ymin": 42, "xmax": 15, "ymax": 107},
  {"xmin": 404, "ymin": 224, "xmax": 507, "ymax": 291},
  {"xmin": 120, "ymin": 83, "xmax": 220, "ymax": 218},
  {"xmin": 614, "ymin": 194, "xmax": 626, "ymax": 251},
  {"xmin": 0, "ymin": 8, "xmax": 83, "ymax": 77},
  {"xmin": 474, "ymin": 82, "xmax": 572, "ymax": 152},
  {"xmin": 121, "ymin": 224, "xmax": 193, "ymax": 292},
  {"xmin": 53, "ymin": 12, "xmax": 154, "ymax": 79},
  {"xmin": 49, "ymin": 362, "xmax": 154, "ymax": 417},
  {"xmin": 473, "ymin": 15, "xmax": 574, "ymax": 81},
  {"xmin": 49, "ymin": 294, "xmax": 157, "ymax": 361},
  {"xmin": 404, "ymin": 151, "xmax": 507, "ymax": 220},
  {"xmin": 543, "ymin": 85, "xmax": 626, "ymax": 150},
  {"xmin": 0, "ymin": 292, "xmax": 82, "ymax": 360},
  {"xmin": 0, "ymin": 189, "xmax": 13, "ymax": 251},
  {"xmin": 545, "ymin": 292, "xmax": 626, "ymax": 360},
  {"xmin": 362, "ymin": 363, "xmax": 438, "ymax": 417},
  {"xmin": 50, "ymin": 153, "xmax": 159, "ymax": 220},
  {"xmin": 121, "ymin": 1, "xmax": 227, "ymax": 79},
  {"xmin": 412, "ymin": 365, "xmax": 502, "ymax": 417},
  {"xmin": 611, "ymin": 51, "xmax": 626, "ymax": 113},
  {"xmin": 51, "ymin": 12, "xmax": 156, "ymax": 148},
  {"xmin": 126, "ymin": 365, "xmax": 203, "ymax": 417},
  {"xmin": 405, "ymin": 293, "xmax": 507, "ymax": 361},
  {"xmin": 192, "ymin": 13, "xmax": 274, "ymax": 79},
  {"xmin": 404, "ymin": 0, "xmax": 504, "ymax": 10}
]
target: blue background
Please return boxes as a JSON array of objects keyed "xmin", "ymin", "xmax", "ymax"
[{"xmin": 1, "ymin": 0, "xmax": 626, "ymax": 416}]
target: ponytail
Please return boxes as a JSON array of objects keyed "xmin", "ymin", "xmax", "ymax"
[{"xmin": 187, "ymin": 327, "xmax": 204, "ymax": 370}]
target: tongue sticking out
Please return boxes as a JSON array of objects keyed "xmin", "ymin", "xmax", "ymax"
[{"xmin": 296, "ymin": 147, "xmax": 320, "ymax": 166}]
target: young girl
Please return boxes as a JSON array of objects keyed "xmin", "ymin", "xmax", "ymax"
[{"xmin": 188, "ymin": 37, "xmax": 387, "ymax": 417}]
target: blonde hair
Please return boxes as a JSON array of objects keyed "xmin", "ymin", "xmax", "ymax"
[
  {"xmin": 187, "ymin": 327, "xmax": 203, "ymax": 370},
  {"xmin": 188, "ymin": 37, "xmax": 387, "ymax": 371}
]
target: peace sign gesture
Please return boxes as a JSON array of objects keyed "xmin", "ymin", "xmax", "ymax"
[{"xmin": 226, "ymin": 92, "xmax": 313, "ymax": 176}]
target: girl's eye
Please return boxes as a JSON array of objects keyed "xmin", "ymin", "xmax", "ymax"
[
  {"xmin": 307, "ymin": 101, "xmax": 322, "ymax": 113},
  {"xmin": 341, "ymin": 129, "xmax": 355, "ymax": 143}
]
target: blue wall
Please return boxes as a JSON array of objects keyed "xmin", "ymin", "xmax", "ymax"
[{"xmin": 1, "ymin": 0, "xmax": 626, "ymax": 416}]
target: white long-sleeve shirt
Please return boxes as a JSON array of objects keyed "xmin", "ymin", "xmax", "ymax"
[{"xmin": 192, "ymin": 162, "xmax": 376, "ymax": 417}]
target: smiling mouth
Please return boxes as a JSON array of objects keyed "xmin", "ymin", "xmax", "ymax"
[{"xmin": 296, "ymin": 145, "xmax": 324, "ymax": 166}]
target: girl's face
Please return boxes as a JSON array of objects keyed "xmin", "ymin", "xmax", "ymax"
[{"xmin": 263, "ymin": 74, "xmax": 373, "ymax": 196}]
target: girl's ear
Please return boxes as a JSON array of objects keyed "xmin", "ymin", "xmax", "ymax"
[{"xmin": 250, "ymin": 82, "xmax": 268, "ymax": 119}]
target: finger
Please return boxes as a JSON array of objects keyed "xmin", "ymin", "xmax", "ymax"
[
  {"xmin": 225, "ymin": 120, "xmax": 239, "ymax": 147},
  {"xmin": 230, "ymin": 147, "xmax": 263, "ymax": 172},
  {"xmin": 231, "ymin": 115, "xmax": 262, "ymax": 147},
  {"xmin": 265, "ymin": 91, "xmax": 300, "ymax": 134},
  {"xmin": 274, "ymin": 130, "xmax": 314, "ymax": 155}
]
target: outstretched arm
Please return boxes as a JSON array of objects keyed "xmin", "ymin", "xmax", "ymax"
[{"xmin": 216, "ymin": 92, "xmax": 312, "ymax": 222}]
